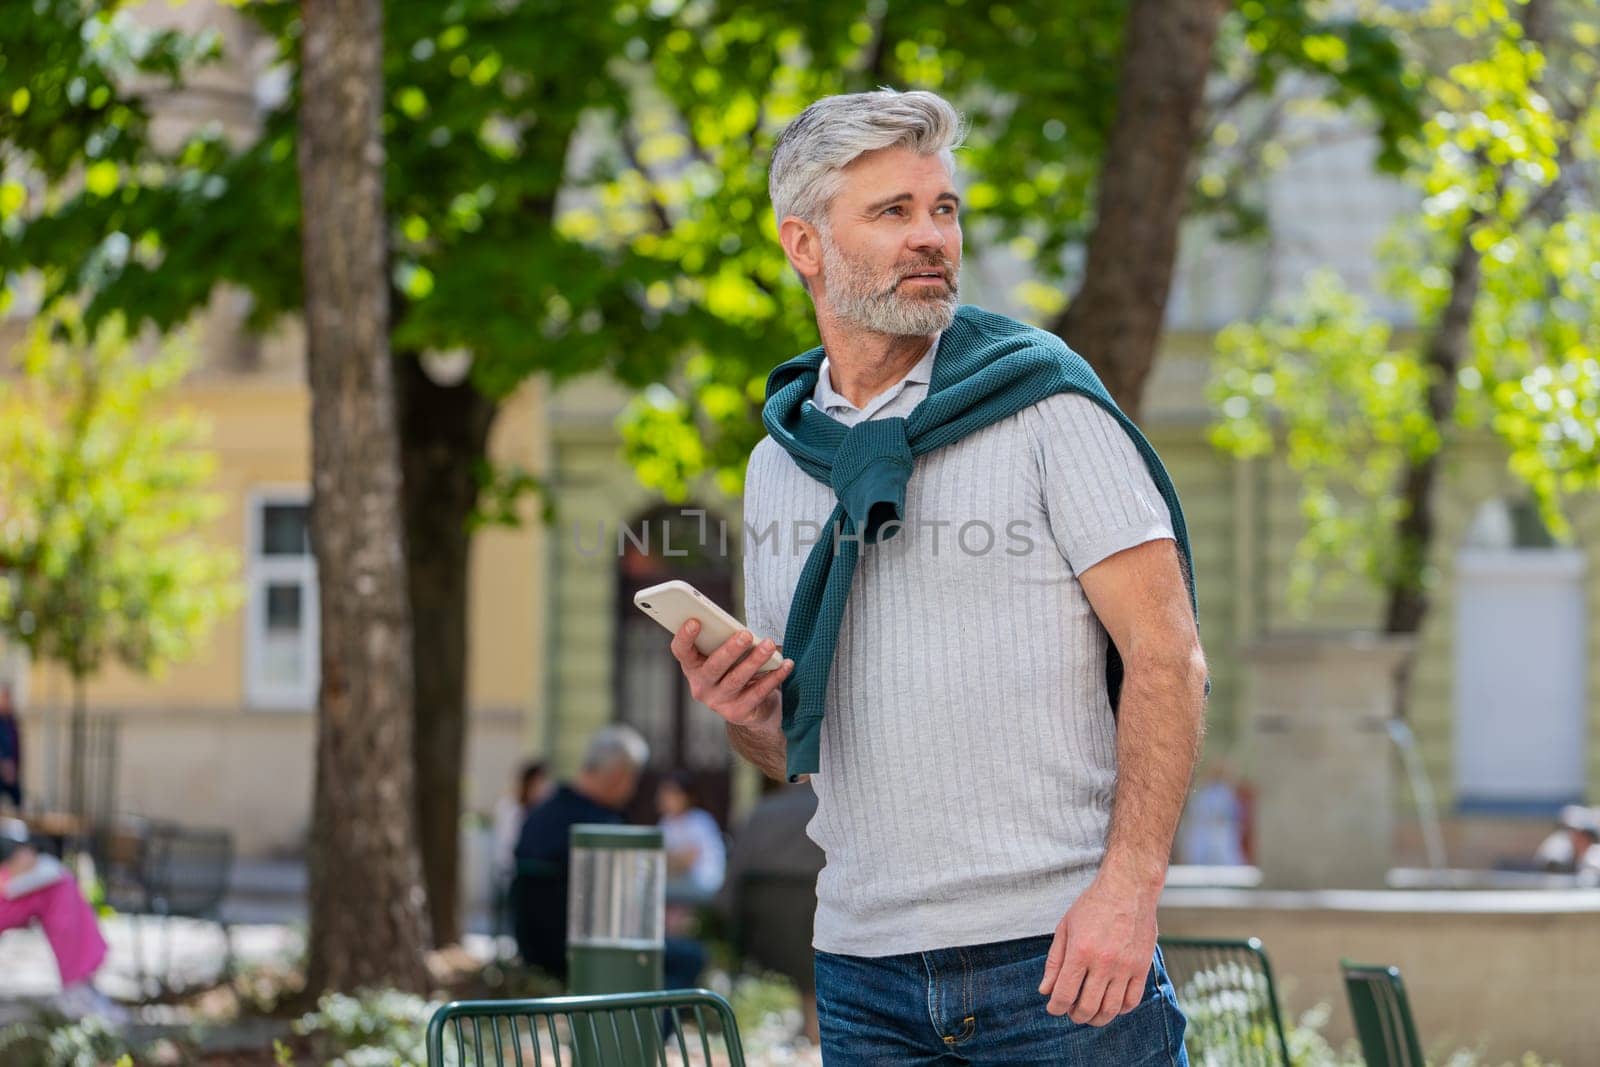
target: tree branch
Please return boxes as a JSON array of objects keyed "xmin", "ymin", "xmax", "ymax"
[
  {"xmin": 1198, "ymin": 61, "xmax": 1264, "ymax": 147},
  {"xmin": 617, "ymin": 121, "xmax": 677, "ymax": 237},
  {"xmin": 856, "ymin": 6, "xmax": 892, "ymax": 86}
]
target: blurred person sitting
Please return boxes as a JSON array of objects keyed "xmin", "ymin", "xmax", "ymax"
[
  {"xmin": 511, "ymin": 727, "xmax": 648, "ymax": 979},
  {"xmin": 657, "ymin": 771, "xmax": 726, "ymax": 900},
  {"xmin": 1579, "ymin": 839, "xmax": 1600, "ymax": 888},
  {"xmin": 716, "ymin": 780, "xmax": 826, "ymax": 1045},
  {"xmin": 0, "ymin": 817, "xmax": 124, "ymax": 1021},
  {"xmin": 1533, "ymin": 805, "xmax": 1600, "ymax": 874},
  {"xmin": 0, "ymin": 682, "xmax": 22, "ymax": 810},
  {"xmin": 491, "ymin": 759, "xmax": 549, "ymax": 935},
  {"xmin": 1176, "ymin": 760, "xmax": 1246, "ymax": 867}
]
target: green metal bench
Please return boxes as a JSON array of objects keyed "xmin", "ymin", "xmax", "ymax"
[
  {"xmin": 1341, "ymin": 961, "xmax": 1426, "ymax": 1067},
  {"xmin": 426, "ymin": 988, "xmax": 746, "ymax": 1066},
  {"xmin": 1158, "ymin": 936, "xmax": 1293, "ymax": 1067}
]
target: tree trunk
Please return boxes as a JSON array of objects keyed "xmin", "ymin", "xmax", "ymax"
[
  {"xmin": 395, "ymin": 352, "xmax": 498, "ymax": 948},
  {"xmin": 1382, "ymin": 238, "xmax": 1479, "ymax": 717},
  {"xmin": 1048, "ymin": 0, "xmax": 1227, "ymax": 420},
  {"xmin": 1383, "ymin": 240, "xmax": 1480, "ymax": 641},
  {"xmin": 297, "ymin": 0, "xmax": 431, "ymax": 992}
]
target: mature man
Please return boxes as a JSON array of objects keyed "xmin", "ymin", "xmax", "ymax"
[
  {"xmin": 511, "ymin": 725, "xmax": 649, "ymax": 978},
  {"xmin": 670, "ymin": 89, "xmax": 1206, "ymax": 1063}
]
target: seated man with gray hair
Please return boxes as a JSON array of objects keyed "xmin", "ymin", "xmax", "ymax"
[{"xmin": 510, "ymin": 725, "xmax": 649, "ymax": 979}]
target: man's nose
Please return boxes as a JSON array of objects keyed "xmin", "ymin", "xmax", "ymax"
[{"xmin": 907, "ymin": 213, "xmax": 947, "ymax": 254}]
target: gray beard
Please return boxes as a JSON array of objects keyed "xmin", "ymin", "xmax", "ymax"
[{"xmin": 820, "ymin": 230, "xmax": 960, "ymax": 336}]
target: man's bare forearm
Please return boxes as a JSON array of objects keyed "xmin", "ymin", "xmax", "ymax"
[
  {"xmin": 1101, "ymin": 647, "xmax": 1208, "ymax": 892},
  {"xmin": 726, "ymin": 690, "xmax": 789, "ymax": 781}
]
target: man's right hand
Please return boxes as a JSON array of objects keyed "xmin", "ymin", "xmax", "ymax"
[{"xmin": 670, "ymin": 620, "xmax": 793, "ymax": 727}]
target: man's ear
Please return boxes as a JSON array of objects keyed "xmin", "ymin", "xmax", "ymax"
[{"xmin": 779, "ymin": 217, "xmax": 823, "ymax": 288}]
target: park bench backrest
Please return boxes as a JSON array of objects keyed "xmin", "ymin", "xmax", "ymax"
[
  {"xmin": 426, "ymin": 988, "xmax": 746, "ymax": 1067},
  {"xmin": 1342, "ymin": 961, "xmax": 1426, "ymax": 1067},
  {"xmin": 1158, "ymin": 936, "xmax": 1293, "ymax": 1067},
  {"xmin": 142, "ymin": 823, "xmax": 233, "ymax": 918}
]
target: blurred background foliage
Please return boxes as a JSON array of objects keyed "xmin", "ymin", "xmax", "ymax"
[
  {"xmin": 0, "ymin": 307, "xmax": 238, "ymax": 692},
  {"xmin": 1, "ymin": 0, "xmax": 1427, "ymax": 501},
  {"xmin": 1210, "ymin": 0, "xmax": 1600, "ymax": 623}
]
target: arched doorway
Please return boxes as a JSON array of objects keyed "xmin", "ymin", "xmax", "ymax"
[{"xmin": 613, "ymin": 503, "xmax": 735, "ymax": 828}]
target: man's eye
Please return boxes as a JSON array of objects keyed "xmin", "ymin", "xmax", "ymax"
[{"xmin": 882, "ymin": 206, "xmax": 905, "ymax": 217}]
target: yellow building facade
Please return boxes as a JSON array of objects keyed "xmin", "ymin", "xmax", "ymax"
[{"xmin": 9, "ymin": 319, "xmax": 550, "ymax": 856}]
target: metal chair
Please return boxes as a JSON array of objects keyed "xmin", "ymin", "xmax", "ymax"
[
  {"xmin": 1158, "ymin": 935, "xmax": 1293, "ymax": 1067},
  {"xmin": 1341, "ymin": 961, "xmax": 1426, "ymax": 1067},
  {"xmin": 426, "ymin": 988, "xmax": 746, "ymax": 1066},
  {"xmin": 104, "ymin": 819, "xmax": 235, "ymax": 994}
]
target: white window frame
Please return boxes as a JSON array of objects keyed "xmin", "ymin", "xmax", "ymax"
[{"xmin": 244, "ymin": 487, "xmax": 319, "ymax": 711}]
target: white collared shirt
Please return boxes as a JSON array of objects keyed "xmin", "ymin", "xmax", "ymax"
[{"xmin": 811, "ymin": 334, "xmax": 940, "ymax": 427}]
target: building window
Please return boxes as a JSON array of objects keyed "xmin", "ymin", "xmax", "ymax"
[{"xmin": 246, "ymin": 493, "xmax": 318, "ymax": 710}]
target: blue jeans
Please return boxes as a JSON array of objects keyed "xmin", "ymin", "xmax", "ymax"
[{"xmin": 814, "ymin": 935, "xmax": 1188, "ymax": 1065}]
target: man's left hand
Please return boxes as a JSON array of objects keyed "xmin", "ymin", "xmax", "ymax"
[{"xmin": 1037, "ymin": 872, "xmax": 1159, "ymax": 1025}]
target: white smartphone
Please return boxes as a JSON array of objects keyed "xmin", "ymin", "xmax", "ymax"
[{"xmin": 632, "ymin": 579, "xmax": 783, "ymax": 673}]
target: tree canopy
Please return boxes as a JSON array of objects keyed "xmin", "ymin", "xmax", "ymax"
[
  {"xmin": 3, "ymin": 1, "xmax": 1423, "ymax": 488},
  {"xmin": 0, "ymin": 309, "xmax": 238, "ymax": 685},
  {"xmin": 599, "ymin": 0, "xmax": 1424, "ymax": 498},
  {"xmin": 1209, "ymin": 0, "xmax": 1600, "ymax": 614}
]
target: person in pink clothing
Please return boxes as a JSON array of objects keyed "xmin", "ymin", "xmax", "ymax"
[{"xmin": 0, "ymin": 818, "xmax": 119, "ymax": 1018}]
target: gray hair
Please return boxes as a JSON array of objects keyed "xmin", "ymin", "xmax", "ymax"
[
  {"xmin": 769, "ymin": 88, "xmax": 966, "ymax": 229},
  {"xmin": 580, "ymin": 724, "xmax": 650, "ymax": 774}
]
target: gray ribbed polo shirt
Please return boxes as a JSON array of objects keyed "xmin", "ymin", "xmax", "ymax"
[{"xmin": 741, "ymin": 340, "xmax": 1175, "ymax": 957}]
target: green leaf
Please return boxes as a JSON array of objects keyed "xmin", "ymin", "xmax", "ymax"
[
  {"xmin": 84, "ymin": 160, "xmax": 120, "ymax": 197},
  {"xmin": 0, "ymin": 180, "xmax": 26, "ymax": 218}
]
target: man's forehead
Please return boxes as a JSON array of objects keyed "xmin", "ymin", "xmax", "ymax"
[{"xmin": 840, "ymin": 146, "xmax": 955, "ymax": 186}]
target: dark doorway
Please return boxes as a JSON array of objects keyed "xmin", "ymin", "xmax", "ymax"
[{"xmin": 613, "ymin": 503, "xmax": 736, "ymax": 829}]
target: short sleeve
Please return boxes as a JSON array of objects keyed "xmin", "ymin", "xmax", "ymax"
[{"xmin": 1027, "ymin": 392, "xmax": 1175, "ymax": 574}]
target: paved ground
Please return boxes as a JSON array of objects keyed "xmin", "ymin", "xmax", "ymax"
[
  {"xmin": 0, "ymin": 857, "xmax": 426, "ymax": 1009},
  {"xmin": 0, "ymin": 915, "xmax": 302, "ymax": 1003},
  {"xmin": 0, "ymin": 858, "xmax": 823, "ymax": 1063}
]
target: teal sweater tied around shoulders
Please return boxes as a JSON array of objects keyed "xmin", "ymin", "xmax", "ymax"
[{"xmin": 760, "ymin": 304, "xmax": 1200, "ymax": 782}]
